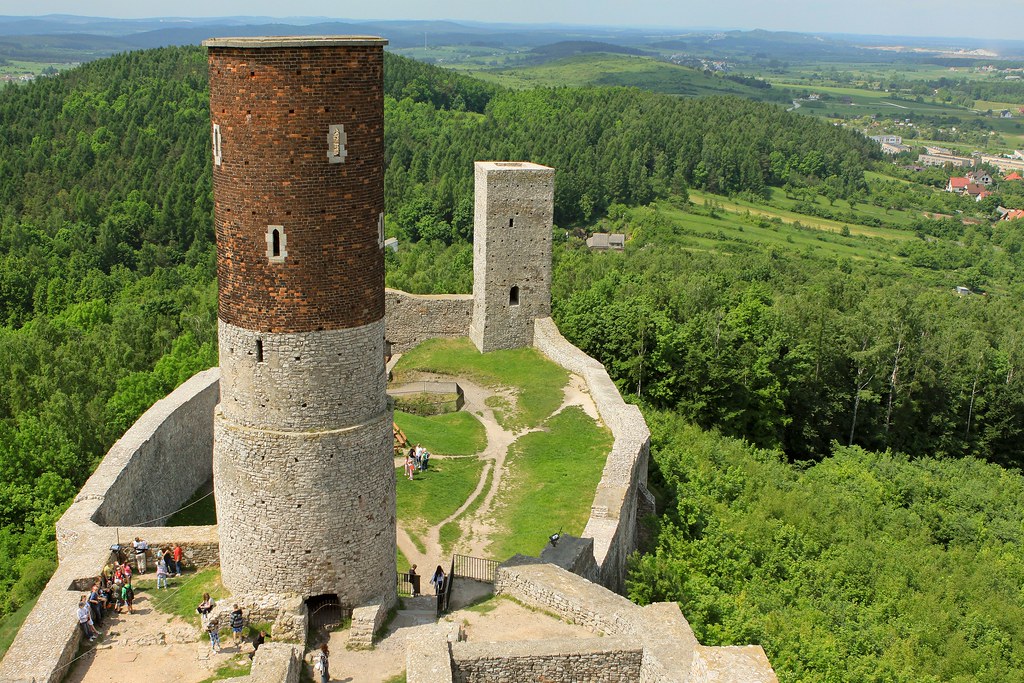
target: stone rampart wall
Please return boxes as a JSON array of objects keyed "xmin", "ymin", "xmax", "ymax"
[
  {"xmin": 450, "ymin": 637, "xmax": 642, "ymax": 683},
  {"xmin": 384, "ymin": 289, "xmax": 473, "ymax": 354},
  {"xmin": 532, "ymin": 317, "xmax": 651, "ymax": 591},
  {"xmin": 493, "ymin": 560, "xmax": 777, "ymax": 683},
  {"xmin": 1, "ymin": 369, "xmax": 224, "ymax": 683},
  {"xmin": 83, "ymin": 367, "xmax": 221, "ymax": 531}
]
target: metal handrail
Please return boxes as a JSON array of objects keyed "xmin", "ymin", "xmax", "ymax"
[
  {"xmin": 452, "ymin": 553, "xmax": 499, "ymax": 583},
  {"xmin": 396, "ymin": 571, "xmax": 414, "ymax": 598}
]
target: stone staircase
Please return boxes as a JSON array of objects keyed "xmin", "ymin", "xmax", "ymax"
[{"xmin": 394, "ymin": 595, "xmax": 437, "ymax": 628}]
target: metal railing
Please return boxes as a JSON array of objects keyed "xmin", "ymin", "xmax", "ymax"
[
  {"xmin": 452, "ymin": 553, "xmax": 499, "ymax": 584},
  {"xmin": 396, "ymin": 572, "xmax": 414, "ymax": 598}
]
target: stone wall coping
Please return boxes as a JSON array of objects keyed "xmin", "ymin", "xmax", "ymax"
[
  {"xmin": 475, "ymin": 160, "xmax": 554, "ymax": 172},
  {"xmin": 406, "ymin": 628, "xmax": 454, "ymax": 683},
  {"xmin": 452, "ymin": 636, "xmax": 639, "ymax": 660},
  {"xmin": 385, "ymin": 288, "xmax": 473, "ymax": 302},
  {"xmin": 202, "ymin": 36, "xmax": 388, "ymax": 48}
]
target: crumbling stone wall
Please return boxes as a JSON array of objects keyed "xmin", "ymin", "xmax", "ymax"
[
  {"xmin": 0, "ymin": 370, "xmax": 223, "ymax": 683},
  {"xmin": 384, "ymin": 289, "xmax": 473, "ymax": 354},
  {"xmin": 451, "ymin": 638, "xmax": 643, "ymax": 682},
  {"xmin": 532, "ymin": 317, "xmax": 651, "ymax": 591}
]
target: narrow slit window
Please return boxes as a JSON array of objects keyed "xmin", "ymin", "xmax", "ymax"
[
  {"xmin": 266, "ymin": 225, "xmax": 287, "ymax": 262},
  {"xmin": 256, "ymin": 339, "xmax": 264, "ymax": 363},
  {"xmin": 509, "ymin": 217, "xmax": 514, "ymax": 228},
  {"xmin": 509, "ymin": 286, "xmax": 520, "ymax": 307}
]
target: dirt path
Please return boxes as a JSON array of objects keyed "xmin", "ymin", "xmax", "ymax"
[
  {"xmin": 63, "ymin": 585, "xmax": 249, "ymax": 683},
  {"xmin": 394, "ymin": 371, "xmax": 598, "ymax": 569}
]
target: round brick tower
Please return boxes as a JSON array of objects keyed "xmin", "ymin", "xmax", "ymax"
[{"xmin": 204, "ymin": 36, "xmax": 395, "ymax": 608}]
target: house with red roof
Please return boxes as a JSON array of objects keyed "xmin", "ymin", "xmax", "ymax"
[
  {"xmin": 977, "ymin": 190, "xmax": 993, "ymax": 202},
  {"xmin": 1003, "ymin": 208, "xmax": 1024, "ymax": 221},
  {"xmin": 1004, "ymin": 171, "xmax": 1023, "ymax": 181},
  {"xmin": 946, "ymin": 177, "xmax": 970, "ymax": 193}
]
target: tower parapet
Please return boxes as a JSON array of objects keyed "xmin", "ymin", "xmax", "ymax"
[{"xmin": 204, "ymin": 35, "xmax": 395, "ymax": 607}]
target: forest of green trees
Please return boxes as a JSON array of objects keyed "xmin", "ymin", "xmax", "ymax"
[{"xmin": 1, "ymin": 44, "xmax": 1023, "ymax": 680}]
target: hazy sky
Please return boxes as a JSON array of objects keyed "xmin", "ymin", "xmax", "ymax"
[{"xmin": 4, "ymin": 0, "xmax": 1023, "ymax": 41}]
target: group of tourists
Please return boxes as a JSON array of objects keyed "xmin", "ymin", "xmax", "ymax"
[
  {"xmin": 75, "ymin": 542, "xmax": 189, "ymax": 642},
  {"xmin": 130, "ymin": 538, "xmax": 184, "ymax": 580},
  {"xmin": 197, "ymin": 596, "xmax": 266, "ymax": 658},
  {"xmin": 403, "ymin": 444, "xmax": 431, "ymax": 480},
  {"xmin": 77, "ymin": 559, "xmax": 139, "ymax": 641}
]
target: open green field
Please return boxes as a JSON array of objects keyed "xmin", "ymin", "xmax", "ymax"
[
  {"xmin": 0, "ymin": 60, "xmax": 74, "ymax": 78},
  {"xmin": 394, "ymin": 411, "xmax": 487, "ymax": 456},
  {"xmin": 487, "ymin": 407, "xmax": 612, "ymax": 560},
  {"xmin": 457, "ymin": 53, "xmax": 783, "ymax": 99},
  {"xmin": 397, "ymin": 456, "xmax": 486, "ymax": 553},
  {"xmin": 393, "ymin": 338, "xmax": 568, "ymax": 430},
  {"xmin": 647, "ymin": 200, "xmax": 902, "ymax": 263}
]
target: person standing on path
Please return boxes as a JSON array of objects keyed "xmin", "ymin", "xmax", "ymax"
[
  {"xmin": 172, "ymin": 543, "xmax": 183, "ymax": 576},
  {"xmin": 132, "ymin": 536, "xmax": 148, "ymax": 573},
  {"xmin": 156, "ymin": 557, "xmax": 169, "ymax": 589},
  {"xmin": 408, "ymin": 564, "xmax": 421, "ymax": 597},
  {"xmin": 77, "ymin": 596, "xmax": 96, "ymax": 641},
  {"xmin": 230, "ymin": 605, "xmax": 245, "ymax": 647},
  {"xmin": 430, "ymin": 565, "xmax": 446, "ymax": 595},
  {"xmin": 121, "ymin": 581, "xmax": 135, "ymax": 614},
  {"xmin": 207, "ymin": 616, "xmax": 222, "ymax": 653},
  {"xmin": 313, "ymin": 643, "xmax": 330, "ymax": 683}
]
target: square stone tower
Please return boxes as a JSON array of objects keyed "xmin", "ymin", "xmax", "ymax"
[{"xmin": 469, "ymin": 161, "xmax": 555, "ymax": 353}]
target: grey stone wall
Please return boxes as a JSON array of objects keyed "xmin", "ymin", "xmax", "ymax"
[
  {"xmin": 451, "ymin": 638, "xmax": 643, "ymax": 683},
  {"xmin": 384, "ymin": 289, "xmax": 473, "ymax": 354},
  {"xmin": 532, "ymin": 317, "xmax": 651, "ymax": 591},
  {"xmin": 494, "ymin": 560, "xmax": 778, "ymax": 683},
  {"xmin": 221, "ymin": 642, "xmax": 303, "ymax": 683},
  {"xmin": 85, "ymin": 368, "xmax": 220, "ymax": 529},
  {"xmin": 214, "ymin": 406, "xmax": 395, "ymax": 605},
  {"xmin": 2, "ymin": 370, "xmax": 223, "ymax": 683},
  {"xmin": 470, "ymin": 161, "xmax": 554, "ymax": 353},
  {"xmin": 218, "ymin": 319, "xmax": 387, "ymax": 431},
  {"xmin": 407, "ymin": 629, "xmax": 454, "ymax": 683}
]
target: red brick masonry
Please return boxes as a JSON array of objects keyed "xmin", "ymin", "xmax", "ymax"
[{"xmin": 207, "ymin": 38, "xmax": 387, "ymax": 333}]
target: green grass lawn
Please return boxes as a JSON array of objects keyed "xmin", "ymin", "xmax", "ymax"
[
  {"xmin": 438, "ymin": 463, "xmax": 493, "ymax": 555},
  {"xmin": 135, "ymin": 568, "xmax": 227, "ymax": 627},
  {"xmin": 166, "ymin": 480, "xmax": 217, "ymax": 526},
  {"xmin": 393, "ymin": 337, "xmax": 568, "ymax": 430},
  {"xmin": 0, "ymin": 595, "xmax": 39, "ymax": 660},
  {"xmin": 486, "ymin": 407, "xmax": 612, "ymax": 561},
  {"xmin": 647, "ymin": 201, "xmax": 899, "ymax": 263},
  {"xmin": 394, "ymin": 410, "xmax": 486, "ymax": 456},
  {"xmin": 396, "ymin": 457, "xmax": 485, "ymax": 534}
]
